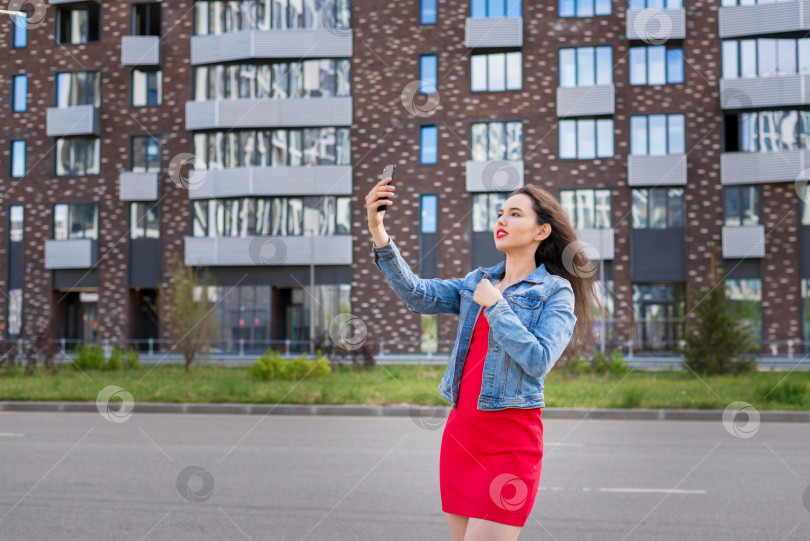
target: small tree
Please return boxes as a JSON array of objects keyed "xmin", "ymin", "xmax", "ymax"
[
  {"xmin": 159, "ymin": 254, "xmax": 220, "ymax": 372},
  {"xmin": 677, "ymin": 242, "xmax": 758, "ymax": 375}
]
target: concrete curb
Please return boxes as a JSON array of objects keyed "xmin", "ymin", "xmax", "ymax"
[{"xmin": 2, "ymin": 401, "xmax": 810, "ymax": 422}]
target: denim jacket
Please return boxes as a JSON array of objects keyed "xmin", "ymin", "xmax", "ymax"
[{"xmin": 371, "ymin": 236, "xmax": 578, "ymax": 411}]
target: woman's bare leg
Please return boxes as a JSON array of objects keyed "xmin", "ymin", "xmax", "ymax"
[
  {"xmin": 444, "ymin": 512, "xmax": 469, "ymax": 541},
  {"xmin": 464, "ymin": 517, "xmax": 522, "ymax": 541}
]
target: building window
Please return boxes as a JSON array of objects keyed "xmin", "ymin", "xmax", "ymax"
[
  {"xmin": 471, "ymin": 0, "xmax": 522, "ymax": 18},
  {"xmin": 629, "ymin": 0, "xmax": 682, "ymax": 8},
  {"xmin": 53, "ymin": 203, "xmax": 98, "ymax": 240},
  {"xmin": 559, "ymin": 188, "xmax": 611, "ymax": 229},
  {"xmin": 723, "ymin": 186, "xmax": 760, "ymax": 227},
  {"xmin": 471, "ymin": 121, "xmax": 522, "ymax": 161},
  {"xmin": 632, "ymin": 283, "xmax": 686, "ymax": 351},
  {"xmin": 12, "ymin": 75, "xmax": 27, "ymax": 112},
  {"xmin": 421, "ymin": 194, "xmax": 437, "ymax": 233},
  {"xmin": 55, "ymin": 137, "xmax": 100, "ymax": 176},
  {"xmin": 10, "ymin": 205, "xmax": 24, "ymax": 243},
  {"xmin": 131, "ymin": 202, "xmax": 160, "ymax": 239},
  {"xmin": 471, "ymin": 51, "xmax": 522, "ymax": 92},
  {"xmin": 12, "ymin": 12, "xmax": 26, "ymax": 48},
  {"xmin": 193, "ymin": 128, "xmax": 350, "ymax": 169},
  {"xmin": 559, "ymin": 46, "xmax": 612, "ymax": 87},
  {"xmin": 55, "ymin": 71, "xmax": 101, "ymax": 107},
  {"xmin": 559, "ymin": 0, "xmax": 611, "ymax": 17},
  {"xmin": 630, "ymin": 114, "xmax": 685, "ymax": 155},
  {"xmin": 11, "ymin": 140, "xmax": 25, "ymax": 178},
  {"xmin": 132, "ymin": 69, "xmax": 162, "ymax": 107},
  {"xmin": 192, "ymin": 0, "xmax": 351, "ymax": 34},
  {"xmin": 421, "ymin": 125, "xmax": 438, "ymax": 164},
  {"xmin": 133, "ymin": 3, "xmax": 161, "ymax": 36},
  {"xmin": 191, "ymin": 196, "xmax": 350, "ymax": 237},
  {"xmin": 559, "ymin": 118, "xmax": 614, "ymax": 159},
  {"xmin": 802, "ymin": 184, "xmax": 810, "ymax": 225},
  {"xmin": 629, "ymin": 46, "xmax": 684, "ymax": 85},
  {"xmin": 729, "ymin": 110, "xmax": 810, "ymax": 153},
  {"xmin": 56, "ymin": 4, "xmax": 101, "ymax": 44},
  {"xmin": 193, "ymin": 60, "xmax": 351, "ymax": 101},
  {"xmin": 131, "ymin": 136, "xmax": 161, "ymax": 172},
  {"xmin": 631, "ymin": 187, "xmax": 684, "ymax": 228},
  {"xmin": 421, "ymin": 0, "xmax": 437, "ymax": 24},
  {"xmin": 420, "ymin": 55, "xmax": 438, "ymax": 94},
  {"xmin": 472, "ymin": 192, "xmax": 509, "ymax": 232},
  {"xmin": 725, "ymin": 277, "xmax": 762, "ymax": 347},
  {"xmin": 722, "ymin": 38, "xmax": 810, "ymax": 79}
]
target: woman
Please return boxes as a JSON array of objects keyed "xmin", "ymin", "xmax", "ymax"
[{"xmin": 365, "ymin": 176, "xmax": 603, "ymax": 541}]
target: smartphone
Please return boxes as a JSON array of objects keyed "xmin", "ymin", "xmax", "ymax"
[{"xmin": 377, "ymin": 164, "xmax": 396, "ymax": 212}]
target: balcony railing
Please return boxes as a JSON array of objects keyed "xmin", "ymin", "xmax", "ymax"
[
  {"xmin": 557, "ymin": 85, "xmax": 615, "ymax": 117},
  {"xmin": 464, "ymin": 17, "xmax": 523, "ymax": 48},
  {"xmin": 626, "ymin": 8, "xmax": 686, "ymax": 41},
  {"xmin": 721, "ymin": 74, "xmax": 810, "ymax": 109},
  {"xmin": 184, "ymin": 235, "xmax": 352, "ymax": 266},
  {"xmin": 187, "ymin": 165, "xmax": 352, "ymax": 200},
  {"xmin": 119, "ymin": 171, "xmax": 159, "ymax": 201},
  {"xmin": 190, "ymin": 29, "xmax": 352, "ymax": 65},
  {"xmin": 185, "ymin": 97, "xmax": 352, "ymax": 130},
  {"xmin": 722, "ymin": 225, "xmax": 765, "ymax": 258},
  {"xmin": 121, "ymin": 36, "xmax": 160, "ymax": 65},
  {"xmin": 465, "ymin": 160, "xmax": 524, "ymax": 192},
  {"xmin": 44, "ymin": 239, "xmax": 97, "ymax": 269},
  {"xmin": 721, "ymin": 150, "xmax": 810, "ymax": 184},
  {"xmin": 627, "ymin": 154, "xmax": 687, "ymax": 186},
  {"xmin": 46, "ymin": 105, "xmax": 100, "ymax": 137},
  {"xmin": 719, "ymin": 0, "xmax": 810, "ymax": 38}
]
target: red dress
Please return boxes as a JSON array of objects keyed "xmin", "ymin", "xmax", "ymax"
[{"xmin": 440, "ymin": 308, "xmax": 544, "ymax": 527}]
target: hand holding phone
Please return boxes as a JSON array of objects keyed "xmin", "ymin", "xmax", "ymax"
[{"xmin": 377, "ymin": 164, "xmax": 396, "ymax": 212}]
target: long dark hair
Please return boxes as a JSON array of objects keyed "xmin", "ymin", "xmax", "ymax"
[{"xmin": 509, "ymin": 185, "xmax": 606, "ymax": 361}]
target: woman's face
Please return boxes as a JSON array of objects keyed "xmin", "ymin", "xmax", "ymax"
[{"xmin": 494, "ymin": 194, "xmax": 548, "ymax": 248}]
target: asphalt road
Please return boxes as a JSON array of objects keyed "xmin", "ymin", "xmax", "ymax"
[{"xmin": 1, "ymin": 411, "xmax": 808, "ymax": 540}]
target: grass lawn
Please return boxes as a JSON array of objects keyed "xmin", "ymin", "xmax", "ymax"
[{"xmin": 0, "ymin": 364, "xmax": 809, "ymax": 410}]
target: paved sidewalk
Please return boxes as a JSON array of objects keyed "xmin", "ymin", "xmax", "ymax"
[{"xmin": 2, "ymin": 400, "xmax": 809, "ymax": 422}]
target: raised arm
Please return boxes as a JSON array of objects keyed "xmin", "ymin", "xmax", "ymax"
[{"xmin": 371, "ymin": 236, "xmax": 465, "ymax": 315}]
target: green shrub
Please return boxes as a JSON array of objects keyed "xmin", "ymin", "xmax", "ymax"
[
  {"xmin": 250, "ymin": 349, "xmax": 332, "ymax": 381},
  {"xmin": 106, "ymin": 346, "xmax": 123, "ymax": 371},
  {"xmin": 72, "ymin": 343, "xmax": 105, "ymax": 371},
  {"xmin": 125, "ymin": 348, "xmax": 141, "ymax": 370},
  {"xmin": 609, "ymin": 350, "xmax": 630, "ymax": 375},
  {"xmin": 592, "ymin": 352, "xmax": 608, "ymax": 374}
]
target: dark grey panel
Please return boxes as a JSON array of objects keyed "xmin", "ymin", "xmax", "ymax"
[
  {"xmin": 724, "ymin": 258, "xmax": 761, "ymax": 280},
  {"xmin": 206, "ymin": 265, "xmax": 352, "ymax": 287},
  {"xmin": 471, "ymin": 231, "xmax": 503, "ymax": 271},
  {"xmin": 419, "ymin": 232, "xmax": 438, "ymax": 279},
  {"xmin": 53, "ymin": 269, "xmax": 99, "ymax": 290},
  {"xmin": 801, "ymin": 226, "xmax": 810, "ymax": 279},
  {"xmin": 630, "ymin": 228, "xmax": 687, "ymax": 282},
  {"xmin": 8, "ymin": 241, "xmax": 23, "ymax": 289},
  {"xmin": 129, "ymin": 239, "xmax": 161, "ymax": 289}
]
